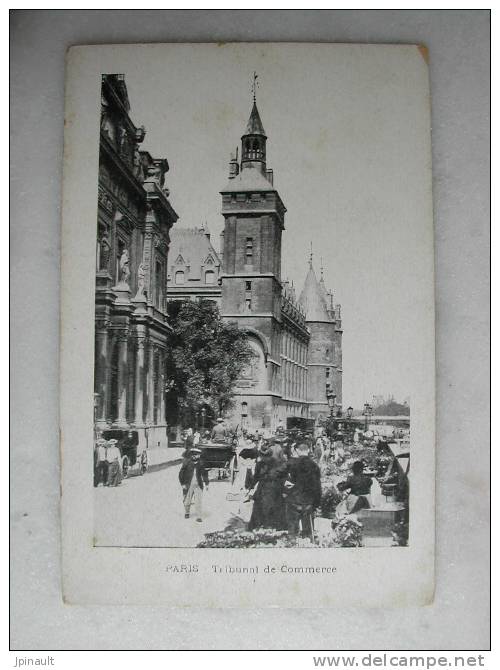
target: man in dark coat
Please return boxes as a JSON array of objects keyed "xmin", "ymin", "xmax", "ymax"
[
  {"xmin": 178, "ymin": 447, "xmax": 209, "ymax": 521},
  {"xmin": 284, "ymin": 442, "xmax": 322, "ymax": 539}
]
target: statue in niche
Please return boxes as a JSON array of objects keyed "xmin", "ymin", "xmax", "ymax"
[
  {"xmin": 134, "ymin": 262, "xmax": 148, "ymax": 300},
  {"xmin": 99, "ymin": 235, "xmax": 111, "ymax": 271},
  {"xmin": 119, "ymin": 248, "xmax": 130, "ymax": 286}
]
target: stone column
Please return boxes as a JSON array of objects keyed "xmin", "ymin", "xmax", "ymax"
[
  {"xmin": 94, "ymin": 324, "xmax": 109, "ymax": 425},
  {"xmin": 116, "ymin": 332, "xmax": 129, "ymax": 425},
  {"xmin": 134, "ymin": 338, "xmax": 145, "ymax": 426},
  {"xmin": 159, "ymin": 353, "xmax": 166, "ymax": 425},
  {"xmin": 146, "ymin": 343, "xmax": 155, "ymax": 424}
]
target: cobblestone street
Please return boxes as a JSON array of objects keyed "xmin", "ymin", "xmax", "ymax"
[{"xmin": 94, "ymin": 461, "xmax": 252, "ymax": 547}]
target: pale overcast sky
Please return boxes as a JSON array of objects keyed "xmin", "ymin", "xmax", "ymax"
[{"xmin": 121, "ymin": 44, "xmax": 432, "ymax": 409}]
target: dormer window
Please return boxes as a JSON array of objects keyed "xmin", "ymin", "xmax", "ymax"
[
  {"xmin": 175, "ymin": 270, "xmax": 185, "ymax": 285},
  {"xmin": 205, "ymin": 270, "xmax": 215, "ymax": 285}
]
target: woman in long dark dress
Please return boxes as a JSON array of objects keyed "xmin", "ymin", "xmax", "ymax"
[{"xmin": 248, "ymin": 447, "xmax": 286, "ymax": 531}]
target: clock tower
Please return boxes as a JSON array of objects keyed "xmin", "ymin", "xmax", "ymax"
[{"xmin": 220, "ymin": 99, "xmax": 286, "ymax": 429}]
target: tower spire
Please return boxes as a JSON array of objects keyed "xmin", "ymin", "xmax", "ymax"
[
  {"xmin": 241, "ymin": 83, "xmax": 267, "ymax": 172},
  {"xmin": 252, "ymin": 71, "xmax": 259, "ymax": 103}
]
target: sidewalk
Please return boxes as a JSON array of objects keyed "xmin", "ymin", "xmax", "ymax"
[{"xmin": 146, "ymin": 446, "xmax": 184, "ymax": 471}]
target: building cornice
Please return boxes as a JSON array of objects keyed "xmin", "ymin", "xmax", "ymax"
[
  {"xmin": 100, "ymin": 134, "xmax": 146, "ymax": 202},
  {"xmin": 222, "ymin": 312, "xmax": 280, "ymax": 323},
  {"xmin": 232, "ymin": 391, "xmax": 283, "ymax": 398}
]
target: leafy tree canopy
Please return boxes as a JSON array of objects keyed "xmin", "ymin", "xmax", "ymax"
[{"xmin": 166, "ymin": 300, "xmax": 256, "ymax": 423}]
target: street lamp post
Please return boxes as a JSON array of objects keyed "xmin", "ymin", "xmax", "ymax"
[{"xmin": 327, "ymin": 392, "xmax": 336, "ymax": 417}]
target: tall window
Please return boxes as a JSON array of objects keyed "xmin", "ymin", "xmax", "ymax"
[
  {"xmin": 245, "ymin": 237, "xmax": 253, "ymax": 264},
  {"xmin": 175, "ymin": 270, "xmax": 185, "ymax": 284},
  {"xmin": 245, "ymin": 279, "xmax": 252, "ymax": 311},
  {"xmin": 155, "ymin": 261, "xmax": 163, "ymax": 308},
  {"xmin": 115, "ymin": 238, "xmax": 125, "ymax": 284}
]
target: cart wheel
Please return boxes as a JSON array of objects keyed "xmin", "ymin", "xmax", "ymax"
[
  {"xmin": 121, "ymin": 455, "xmax": 130, "ymax": 479},
  {"xmin": 140, "ymin": 451, "xmax": 148, "ymax": 475},
  {"xmin": 230, "ymin": 455, "xmax": 238, "ymax": 485}
]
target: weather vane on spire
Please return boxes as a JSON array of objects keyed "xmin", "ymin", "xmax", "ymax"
[
  {"xmin": 320, "ymin": 256, "xmax": 324, "ymax": 280},
  {"xmin": 251, "ymin": 71, "xmax": 259, "ymax": 103},
  {"xmin": 309, "ymin": 241, "xmax": 313, "ymax": 267}
]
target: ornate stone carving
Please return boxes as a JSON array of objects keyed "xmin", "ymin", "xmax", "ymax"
[
  {"xmin": 100, "ymin": 236, "xmax": 111, "ymax": 271},
  {"xmin": 119, "ymin": 248, "xmax": 130, "ymax": 285},
  {"xmin": 134, "ymin": 262, "xmax": 148, "ymax": 300}
]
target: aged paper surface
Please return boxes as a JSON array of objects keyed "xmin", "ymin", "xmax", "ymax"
[{"xmin": 61, "ymin": 43, "xmax": 434, "ymax": 606}]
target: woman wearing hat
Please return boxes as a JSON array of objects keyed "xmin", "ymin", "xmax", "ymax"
[
  {"xmin": 178, "ymin": 447, "xmax": 209, "ymax": 521},
  {"xmin": 248, "ymin": 444, "xmax": 286, "ymax": 531}
]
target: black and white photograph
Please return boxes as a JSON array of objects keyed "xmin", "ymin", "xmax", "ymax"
[
  {"xmin": 91, "ymin": 52, "xmax": 422, "ymax": 551},
  {"xmin": 59, "ymin": 42, "xmax": 435, "ymax": 607}
]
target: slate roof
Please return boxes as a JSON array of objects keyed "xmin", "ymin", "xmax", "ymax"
[
  {"xmin": 244, "ymin": 102, "xmax": 266, "ymax": 136},
  {"xmin": 220, "ymin": 165, "xmax": 276, "ymax": 194},
  {"xmin": 298, "ymin": 264, "xmax": 332, "ymax": 322},
  {"xmin": 319, "ymin": 275, "xmax": 331, "ymax": 308},
  {"xmin": 168, "ymin": 226, "xmax": 221, "ymax": 282}
]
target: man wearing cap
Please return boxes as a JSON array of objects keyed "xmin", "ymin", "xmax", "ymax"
[
  {"xmin": 211, "ymin": 418, "xmax": 226, "ymax": 442},
  {"xmin": 94, "ymin": 438, "xmax": 108, "ymax": 487},
  {"xmin": 105, "ymin": 439, "xmax": 123, "ymax": 487},
  {"xmin": 178, "ymin": 447, "xmax": 209, "ymax": 521}
]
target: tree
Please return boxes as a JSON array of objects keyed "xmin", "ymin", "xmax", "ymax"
[
  {"xmin": 373, "ymin": 400, "xmax": 410, "ymax": 416},
  {"xmin": 166, "ymin": 300, "xmax": 256, "ymax": 427}
]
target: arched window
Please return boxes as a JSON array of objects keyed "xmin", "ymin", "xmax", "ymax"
[
  {"xmin": 175, "ymin": 270, "xmax": 185, "ymax": 285},
  {"xmin": 205, "ymin": 270, "xmax": 215, "ymax": 284}
]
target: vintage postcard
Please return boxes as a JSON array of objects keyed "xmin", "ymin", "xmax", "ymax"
[{"xmin": 61, "ymin": 43, "xmax": 434, "ymax": 606}]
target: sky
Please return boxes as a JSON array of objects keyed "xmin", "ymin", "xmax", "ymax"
[{"xmin": 120, "ymin": 44, "xmax": 431, "ymax": 409}]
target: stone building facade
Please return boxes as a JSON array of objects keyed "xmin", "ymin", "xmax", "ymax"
[
  {"xmin": 95, "ymin": 74, "xmax": 178, "ymax": 452},
  {"xmin": 167, "ymin": 225, "xmax": 222, "ymax": 307},
  {"xmin": 167, "ymin": 100, "xmax": 342, "ymax": 431}
]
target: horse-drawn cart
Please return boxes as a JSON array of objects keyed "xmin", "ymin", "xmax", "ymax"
[{"xmin": 200, "ymin": 441, "xmax": 238, "ymax": 484}]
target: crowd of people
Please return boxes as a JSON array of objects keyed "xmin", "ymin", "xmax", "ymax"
[{"xmin": 177, "ymin": 421, "xmax": 379, "ymax": 538}]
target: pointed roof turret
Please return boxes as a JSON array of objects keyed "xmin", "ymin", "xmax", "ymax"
[
  {"xmin": 244, "ymin": 101, "xmax": 267, "ymax": 137},
  {"xmin": 299, "ymin": 262, "xmax": 332, "ymax": 323},
  {"xmin": 318, "ymin": 257, "xmax": 331, "ymax": 306}
]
